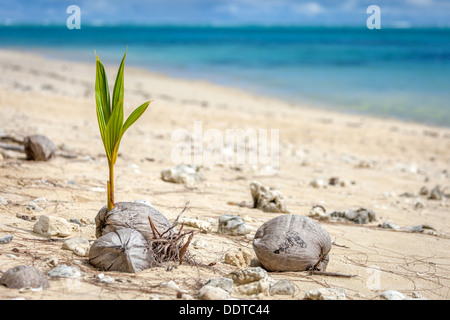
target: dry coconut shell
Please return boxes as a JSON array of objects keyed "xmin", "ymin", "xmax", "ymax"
[
  {"xmin": 89, "ymin": 228, "xmax": 154, "ymax": 273},
  {"xmin": 0, "ymin": 265, "xmax": 49, "ymax": 289},
  {"xmin": 253, "ymin": 215, "xmax": 332, "ymax": 272},
  {"xmin": 95, "ymin": 202, "xmax": 173, "ymax": 243},
  {"xmin": 24, "ymin": 134, "xmax": 56, "ymax": 161}
]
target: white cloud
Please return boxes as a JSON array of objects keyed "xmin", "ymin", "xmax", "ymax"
[{"xmin": 294, "ymin": 2, "xmax": 325, "ymax": 15}]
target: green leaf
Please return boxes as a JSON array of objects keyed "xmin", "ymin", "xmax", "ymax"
[
  {"xmin": 105, "ymin": 98, "xmax": 124, "ymax": 164},
  {"xmin": 112, "ymin": 50, "xmax": 126, "ymax": 115},
  {"xmin": 95, "ymin": 54, "xmax": 111, "ymax": 124},
  {"xmin": 122, "ymin": 101, "xmax": 151, "ymax": 134}
]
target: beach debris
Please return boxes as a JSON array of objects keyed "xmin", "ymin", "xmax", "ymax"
[
  {"xmin": 250, "ymin": 181, "xmax": 289, "ymax": 213},
  {"xmin": 16, "ymin": 213, "xmax": 37, "ymax": 221},
  {"xmin": 308, "ymin": 205, "xmax": 329, "ymax": 221},
  {"xmin": 48, "ymin": 264, "xmax": 81, "ymax": 278},
  {"xmin": 0, "ymin": 265, "xmax": 49, "ymax": 289},
  {"xmin": 204, "ymin": 278, "xmax": 233, "ymax": 293},
  {"xmin": 428, "ymin": 185, "xmax": 443, "ymax": 200},
  {"xmin": 191, "ymin": 237, "xmax": 208, "ymax": 249},
  {"xmin": 419, "ymin": 186, "xmax": 429, "ymax": 196},
  {"xmin": 329, "ymin": 207, "xmax": 377, "ymax": 224},
  {"xmin": 33, "ymin": 215, "xmax": 75, "ymax": 237},
  {"xmin": 197, "ymin": 285, "xmax": 230, "ymax": 300},
  {"xmin": 89, "ymin": 228, "xmax": 154, "ymax": 273},
  {"xmin": 0, "ymin": 234, "xmax": 13, "ymax": 244},
  {"xmin": 97, "ymin": 273, "xmax": 115, "ymax": 284},
  {"xmin": 26, "ymin": 201, "xmax": 43, "ymax": 212},
  {"xmin": 175, "ymin": 217, "xmax": 213, "ymax": 233},
  {"xmin": 304, "ymin": 287, "xmax": 346, "ymax": 300},
  {"xmin": 160, "ymin": 280, "xmax": 186, "ymax": 292},
  {"xmin": 310, "ymin": 178, "xmax": 326, "ymax": 189},
  {"xmin": 24, "ymin": 135, "xmax": 56, "ymax": 161},
  {"xmin": 379, "ymin": 221, "xmax": 401, "ymax": 230},
  {"xmin": 94, "ymin": 202, "xmax": 173, "ymax": 243},
  {"xmin": 253, "ymin": 215, "xmax": 332, "ymax": 272},
  {"xmin": 228, "ymin": 267, "xmax": 273, "ymax": 296},
  {"xmin": 0, "ymin": 195, "xmax": 8, "ymax": 206},
  {"xmin": 380, "ymin": 290, "xmax": 405, "ymax": 300},
  {"xmin": 413, "ymin": 198, "xmax": 426, "ymax": 209},
  {"xmin": 224, "ymin": 247, "xmax": 252, "ymax": 268},
  {"xmin": 402, "ymin": 224, "xmax": 436, "ymax": 234},
  {"xmin": 161, "ymin": 164, "xmax": 205, "ymax": 186},
  {"xmin": 218, "ymin": 214, "xmax": 253, "ymax": 236},
  {"xmin": 62, "ymin": 237, "xmax": 90, "ymax": 257},
  {"xmin": 269, "ymin": 279, "xmax": 296, "ymax": 296}
]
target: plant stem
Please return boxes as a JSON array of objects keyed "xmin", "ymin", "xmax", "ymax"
[{"xmin": 107, "ymin": 161, "xmax": 115, "ymax": 211}]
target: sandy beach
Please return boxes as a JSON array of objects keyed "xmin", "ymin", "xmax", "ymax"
[{"xmin": 0, "ymin": 48, "xmax": 449, "ymax": 300}]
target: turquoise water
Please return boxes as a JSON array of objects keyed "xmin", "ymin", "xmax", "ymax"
[{"xmin": 1, "ymin": 25, "xmax": 449, "ymax": 126}]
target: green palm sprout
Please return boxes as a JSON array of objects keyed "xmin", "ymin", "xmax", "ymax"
[{"xmin": 95, "ymin": 50, "xmax": 151, "ymax": 212}]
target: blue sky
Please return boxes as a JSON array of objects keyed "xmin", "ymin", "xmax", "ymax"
[{"xmin": 1, "ymin": 0, "xmax": 449, "ymax": 27}]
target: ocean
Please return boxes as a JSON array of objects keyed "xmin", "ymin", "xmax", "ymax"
[{"xmin": 1, "ymin": 25, "xmax": 449, "ymax": 126}]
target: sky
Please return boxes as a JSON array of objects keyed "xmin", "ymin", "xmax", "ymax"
[{"xmin": 1, "ymin": 0, "xmax": 449, "ymax": 27}]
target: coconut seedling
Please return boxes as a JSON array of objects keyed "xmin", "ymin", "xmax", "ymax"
[
  {"xmin": 94, "ymin": 50, "xmax": 150, "ymax": 212},
  {"xmin": 90, "ymin": 51, "xmax": 195, "ymax": 272}
]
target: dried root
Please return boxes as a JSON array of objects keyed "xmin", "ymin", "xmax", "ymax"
[{"xmin": 148, "ymin": 202, "xmax": 196, "ymax": 265}]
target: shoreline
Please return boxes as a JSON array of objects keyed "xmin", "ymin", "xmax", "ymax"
[{"xmin": 0, "ymin": 47, "xmax": 450, "ymax": 300}]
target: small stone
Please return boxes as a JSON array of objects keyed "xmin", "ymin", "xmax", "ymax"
[
  {"xmin": 419, "ymin": 186, "xmax": 429, "ymax": 196},
  {"xmin": 48, "ymin": 264, "xmax": 81, "ymax": 278},
  {"xmin": 0, "ymin": 195, "xmax": 8, "ymax": 206},
  {"xmin": 429, "ymin": 186, "xmax": 443, "ymax": 200},
  {"xmin": 24, "ymin": 135, "xmax": 56, "ymax": 161},
  {"xmin": 310, "ymin": 178, "xmax": 325, "ymax": 188},
  {"xmin": 161, "ymin": 164, "xmax": 205, "ymax": 186},
  {"xmin": 234, "ymin": 279, "xmax": 271, "ymax": 296},
  {"xmin": 33, "ymin": 215, "xmax": 73, "ymax": 237},
  {"xmin": 269, "ymin": 279, "xmax": 296, "ymax": 296},
  {"xmin": 227, "ymin": 267, "xmax": 268, "ymax": 285},
  {"xmin": 192, "ymin": 237, "xmax": 208, "ymax": 249},
  {"xmin": 204, "ymin": 278, "xmax": 233, "ymax": 293},
  {"xmin": 413, "ymin": 198, "xmax": 426, "ymax": 209},
  {"xmin": 218, "ymin": 214, "xmax": 252, "ymax": 236},
  {"xmin": 26, "ymin": 201, "xmax": 43, "ymax": 212},
  {"xmin": 160, "ymin": 280, "xmax": 182, "ymax": 291},
  {"xmin": 176, "ymin": 217, "xmax": 213, "ymax": 232},
  {"xmin": 308, "ymin": 205, "xmax": 330, "ymax": 221},
  {"xmin": 379, "ymin": 221, "xmax": 400, "ymax": 230},
  {"xmin": 0, "ymin": 265, "xmax": 49, "ymax": 289},
  {"xmin": 224, "ymin": 247, "xmax": 252, "ymax": 268},
  {"xmin": 250, "ymin": 181, "xmax": 289, "ymax": 213},
  {"xmin": 99, "ymin": 275, "xmax": 115, "ymax": 284},
  {"xmin": 304, "ymin": 287, "xmax": 346, "ymax": 300},
  {"xmin": 380, "ymin": 290, "xmax": 405, "ymax": 300},
  {"xmin": 62, "ymin": 237, "xmax": 90, "ymax": 257},
  {"xmin": 198, "ymin": 285, "xmax": 230, "ymax": 300},
  {"xmin": 0, "ymin": 234, "xmax": 13, "ymax": 244}
]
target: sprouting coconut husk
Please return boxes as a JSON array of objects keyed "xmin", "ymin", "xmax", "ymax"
[
  {"xmin": 95, "ymin": 202, "xmax": 173, "ymax": 243},
  {"xmin": 0, "ymin": 265, "xmax": 49, "ymax": 289},
  {"xmin": 89, "ymin": 228, "xmax": 154, "ymax": 273},
  {"xmin": 253, "ymin": 215, "xmax": 332, "ymax": 272},
  {"xmin": 24, "ymin": 134, "xmax": 55, "ymax": 161}
]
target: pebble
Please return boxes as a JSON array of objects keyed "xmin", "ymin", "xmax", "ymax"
[
  {"xmin": 33, "ymin": 215, "xmax": 75, "ymax": 237},
  {"xmin": 227, "ymin": 267, "xmax": 268, "ymax": 286},
  {"xmin": 0, "ymin": 234, "xmax": 14, "ymax": 244},
  {"xmin": 380, "ymin": 290, "xmax": 405, "ymax": 300},
  {"xmin": 197, "ymin": 285, "xmax": 230, "ymax": 300},
  {"xmin": 62, "ymin": 237, "xmax": 90, "ymax": 257},
  {"xmin": 0, "ymin": 195, "xmax": 8, "ymax": 206},
  {"xmin": 204, "ymin": 278, "xmax": 233, "ymax": 293},
  {"xmin": 310, "ymin": 178, "xmax": 326, "ymax": 188},
  {"xmin": 176, "ymin": 217, "xmax": 213, "ymax": 232},
  {"xmin": 329, "ymin": 207, "xmax": 376, "ymax": 224},
  {"xmin": 161, "ymin": 164, "xmax": 205, "ymax": 186},
  {"xmin": 218, "ymin": 214, "xmax": 252, "ymax": 236},
  {"xmin": 379, "ymin": 221, "xmax": 400, "ymax": 230},
  {"xmin": 269, "ymin": 279, "xmax": 296, "ymax": 296},
  {"xmin": 191, "ymin": 237, "xmax": 208, "ymax": 249},
  {"xmin": 250, "ymin": 181, "xmax": 289, "ymax": 213},
  {"xmin": 0, "ymin": 265, "xmax": 50, "ymax": 289},
  {"xmin": 98, "ymin": 274, "xmax": 115, "ymax": 284},
  {"xmin": 429, "ymin": 185, "xmax": 443, "ymax": 200},
  {"xmin": 48, "ymin": 265, "xmax": 81, "ymax": 278},
  {"xmin": 304, "ymin": 287, "xmax": 346, "ymax": 300},
  {"xmin": 26, "ymin": 201, "xmax": 43, "ymax": 212},
  {"xmin": 224, "ymin": 247, "xmax": 252, "ymax": 268}
]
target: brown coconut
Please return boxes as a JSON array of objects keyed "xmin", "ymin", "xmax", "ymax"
[
  {"xmin": 252, "ymin": 215, "xmax": 332, "ymax": 272},
  {"xmin": 95, "ymin": 202, "xmax": 173, "ymax": 243},
  {"xmin": 89, "ymin": 228, "xmax": 154, "ymax": 273},
  {"xmin": 0, "ymin": 265, "xmax": 49, "ymax": 289}
]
